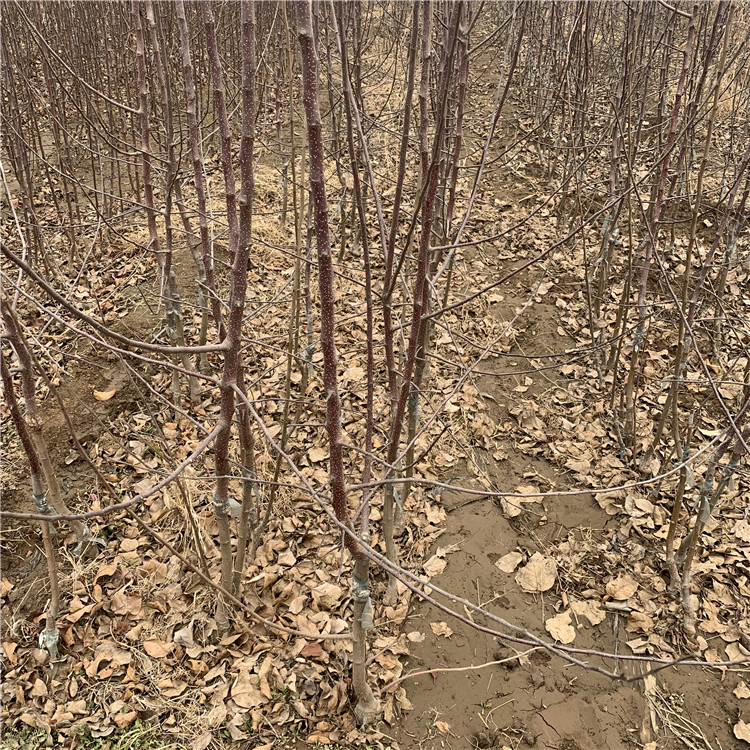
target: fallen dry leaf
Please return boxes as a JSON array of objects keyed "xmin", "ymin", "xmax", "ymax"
[
  {"xmin": 300, "ymin": 642, "xmax": 323, "ymax": 658},
  {"xmin": 500, "ymin": 497, "xmax": 523, "ymax": 518},
  {"xmin": 173, "ymin": 620, "xmax": 195, "ymax": 648},
  {"xmin": 495, "ymin": 550, "xmax": 524, "ymax": 573},
  {"xmin": 93, "ymin": 388, "xmax": 116, "ymax": 401},
  {"xmin": 514, "ymin": 484, "xmax": 542, "ymax": 502},
  {"xmin": 735, "ymin": 682, "xmax": 750, "ymax": 699},
  {"xmin": 395, "ymin": 686, "xmax": 413, "ymax": 711},
  {"xmin": 626, "ymin": 611, "xmax": 654, "ymax": 634},
  {"xmin": 2, "ymin": 641, "xmax": 18, "ymax": 666},
  {"xmin": 734, "ymin": 720, "xmax": 750, "ymax": 743},
  {"xmin": 430, "ymin": 621, "xmax": 453, "ymax": 638},
  {"xmin": 231, "ymin": 672, "xmax": 263, "ymax": 709},
  {"xmin": 85, "ymin": 641, "xmax": 131, "ymax": 678},
  {"xmin": 93, "ymin": 563, "xmax": 117, "ymax": 586},
  {"xmin": 288, "ymin": 594, "xmax": 307, "ymax": 615},
  {"xmin": 565, "ymin": 457, "xmax": 590, "ymax": 474},
  {"xmin": 515, "ymin": 552, "xmax": 556, "ymax": 593},
  {"xmin": 606, "ymin": 574, "xmax": 638, "ymax": 600},
  {"xmin": 191, "ymin": 731, "xmax": 213, "ymax": 750},
  {"xmin": 308, "ymin": 446, "xmax": 327, "ymax": 463},
  {"xmin": 207, "ymin": 703, "xmax": 227, "ymax": 728},
  {"xmin": 734, "ymin": 520, "xmax": 750, "ymax": 543},
  {"xmin": 258, "ymin": 654, "xmax": 273, "ymax": 699},
  {"xmin": 545, "ymin": 611, "xmax": 576, "ymax": 643},
  {"xmin": 143, "ymin": 639, "xmax": 174, "ymax": 658},
  {"xmin": 306, "ymin": 732, "xmax": 330, "ymax": 745},
  {"xmin": 343, "ymin": 365, "xmax": 365, "ymax": 382},
  {"xmin": 424, "ymin": 555, "xmax": 447, "ymax": 577},
  {"xmin": 30, "ymin": 679, "xmax": 47, "ymax": 698},
  {"xmin": 113, "ymin": 710, "xmax": 137, "ymax": 728},
  {"xmin": 159, "ymin": 678, "xmax": 188, "ymax": 698},
  {"xmin": 110, "ymin": 591, "xmax": 142, "ymax": 616},
  {"xmin": 311, "ymin": 582, "xmax": 343, "ymax": 609},
  {"xmin": 570, "ymin": 599, "xmax": 606, "ymax": 626}
]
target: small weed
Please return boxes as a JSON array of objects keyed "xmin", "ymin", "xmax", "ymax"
[
  {"xmin": 0, "ymin": 721, "xmax": 180, "ymax": 750},
  {"xmin": 1, "ymin": 727, "xmax": 47, "ymax": 750},
  {"xmin": 271, "ymin": 685, "xmax": 294, "ymax": 700}
]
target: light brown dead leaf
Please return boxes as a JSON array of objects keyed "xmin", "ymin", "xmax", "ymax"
[
  {"xmin": 395, "ymin": 686, "xmax": 413, "ymax": 711},
  {"xmin": 501, "ymin": 486, "xmax": 541, "ymax": 517},
  {"xmin": 277, "ymin": 550, "xmax": 296, "ymax": 567},
  {"xmin": 158, "ymin": 678, "xmax": 187, "ymax": 698},
  {"xmin": 424, "ymin": 555, "xmax": 447, "ymax": 577},
  {"xmin": 231, "ymin": 672, "xmax": 264, "ymax": 709},
  {"xmin": 626, "ymin": 611, "xmax": 654, "ymax": 634},
  {"xmin": 514, "ymin": 484, "xmax": 542, "ymax": 502},
  {"xmin": 430, "ymin": 622, "xmax": 453, "ymax": 638},
  {"xmin": 308, "ymin": 446, "xmax": 327, "ymax": 463},
  {"xmin": 2, "ymin": 641, "xmax": 18, "ymax": 665},
  {"xmin": 132, "ymin": 477, "xmax": 153, "ymax": 495},
  {"xmin": 734, "ymin": 720, "xmax": 750, "ymax": 743},
  {"xmin": 173, "ymin": 620, "xmax": 195, "ymax": 647},
  {"xmin": 500, "ymin": 497, "xmax": 523, "ymax": 518},
  {"xmin": 545, "ymin": 611, "xmax": 576, "ymax": 643},
  {"xmin": 85, "ymin": 641, "xmax": 131, "ymax": 678},
  {"xmin": 120, "ymin": 538, "xmax": 141, "ymax": 553},
  {"xmin": 565, "ymin": 457, "xmax": 590, "ymax": 474},
  {"xmin": 110, "ymin": 591, "xmax": 142, "ymax": 616},
  {"xmin": 311, "ymin": 582, "xmax": 342, "ymax": 609},
  {"xmin": 515, "ymin": 552, "xmax": 556, "ymax": 593},
  {"xmin": 191, "ymin": 731, "xmax": 213, "ymax": 750},
  {"xmin": 734, "ymin": 520, "xmax": 750, "ymax": 543},
  {"xmin": 30, "ymin": 679, "xmax": 47, "ymax": 698},
  {"xmin": 258, "ymin": 654, "xmax": 273, "ymax": 699},
  {"xmin": 343, "ymin": 365, "xmax": 365, "ymax": 382},
  {"xmin": 570, "ymin": 599, "xmax": 606, "ymax": 626},
  {"xmin": 207, "ymin": 702, "xmax": 227, "ymax": 728},
  {"xmin": 726, "ymin": 642, "xmax": 748, "ymax": 662},
  {"xmin": 288, "ymin": 594, "xmax": 306, "ymax": 615},
  {"xmin": 606, "ymin": 574, "xmax": 638, "ymax": 600},
  {"xmin": 495, "ymin": 550, "xmax": 524, "ymax": 573},
  {"xmin": 93, "ymin": 563, "xmax": 117, "ymax": 586},
  {"xmin": 307, "ymin": 732, "xmax": 331, "ymax": 745},
  {"xmin": 143, "ymin": 639, "xmax": 173, "ymax": 658},
  {"xmin": 93, "ymin": 388, "xmax": 116, "ymax": 401},
  {"xmin": 113, "ymin": 711, "xmax": 137, "ymax": 728}
]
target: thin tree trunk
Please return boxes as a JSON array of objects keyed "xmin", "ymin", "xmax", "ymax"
[{"xmin": 296, "ymin": 0, "xmax": 379, "ymax": 724}]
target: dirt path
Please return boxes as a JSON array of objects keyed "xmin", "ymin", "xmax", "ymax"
[
  {"xmin": 391, "ymin": 253, "xmax": 743, "ymax": 750},
  {"xmin": 392, "ymin": 491, "xmax": 640, "ymax": 750},
  {"xmin": 393, "ymin": 485, "xmax": 740, "ymax": 750}
]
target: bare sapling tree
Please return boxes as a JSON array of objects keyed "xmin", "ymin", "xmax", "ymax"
[
  {"xmin": 1, "ymin": 345, "xmax": 61, "ymax": 661},
  {"xmin": 296, "ymin": 0, "xmax": 379, "ymax": 724}
]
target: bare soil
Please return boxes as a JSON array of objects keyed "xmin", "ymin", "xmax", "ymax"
[
  {"xmin": 392, "ymin": 488, "xmax": 741, "ymax": 750},
  {"xmin": 390, "ymin": 261, "xmax": 742, "ymax": 750}
]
